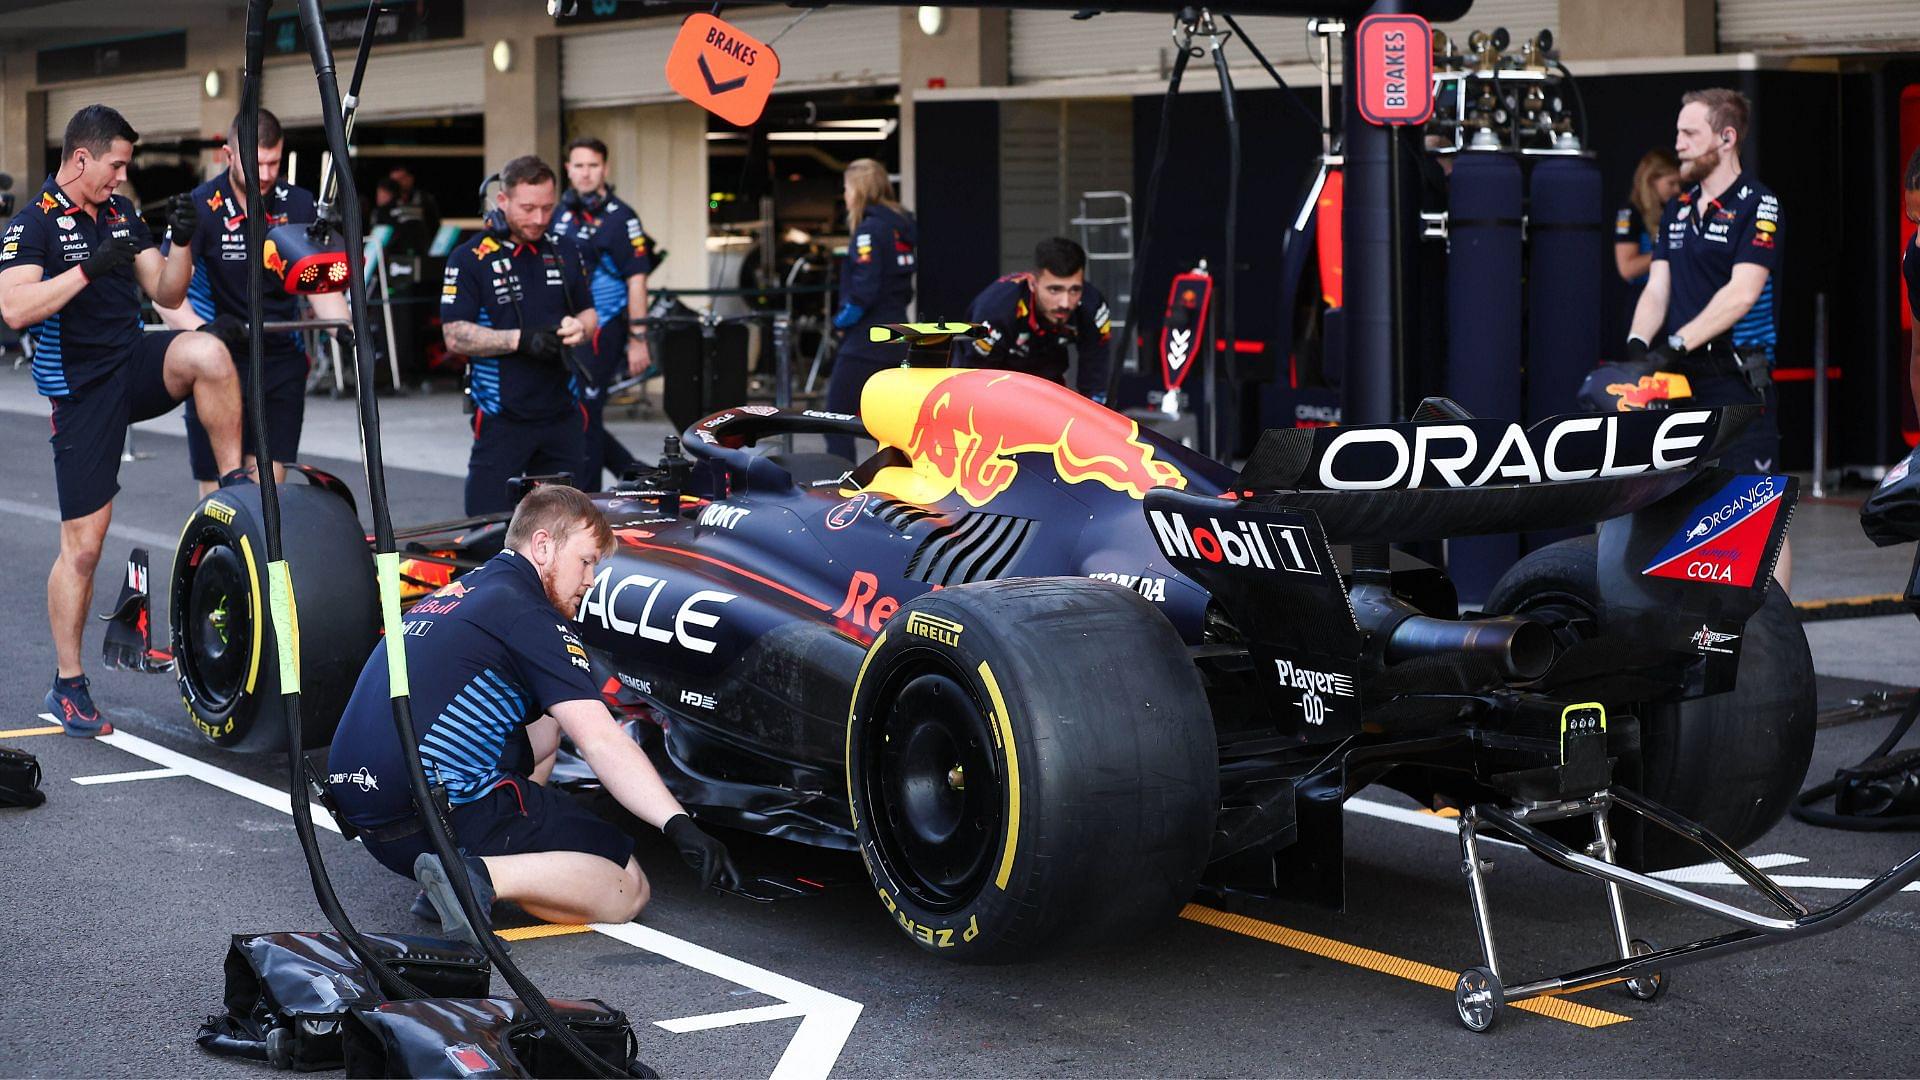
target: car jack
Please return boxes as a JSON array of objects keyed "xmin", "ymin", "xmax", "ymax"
[{"xmin": 1448, "ymin": 785, "xmax": 1920, "ymax": 1031}]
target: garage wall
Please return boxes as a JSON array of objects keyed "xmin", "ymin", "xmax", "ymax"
[
  {"xmin": 563, "ymin": 8, "xmax": 901, "ymax": 107},
  {"xmin": 563, "ymin": 102, "xmax": 710, "ymax": 292},
  {"xmin": 44, "ymin": 72, "xmax": 199, "ymax": 143},
  {"xmin": 262, "ymin": 46, "xmax": 483, "ymax": 127},
  {"xmin": 998, "ymin": 99, "xmax": 1132, "ymax": 280},
  {"xmin": 1719, "ymin": 0, "xmax": 1920, "ymax": 53}
]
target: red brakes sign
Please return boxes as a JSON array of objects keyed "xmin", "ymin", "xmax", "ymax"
[
  {"xmin": 665, "ymin": 13, "xmax": 780, "ymax": 127},
  {"xmin": 1354, "ymin": 14, "xmax": 1433, "ymax": 126}
]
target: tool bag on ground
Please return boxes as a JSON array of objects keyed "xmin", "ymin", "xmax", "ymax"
[
  {"xmin": 341, "ymin": 996, "xmax": 648, "ymax": 1078},
  {"xmin": 197, "ymin": 931, "xmax": 491, "ymax": 1071},
  {"xmin": 0, "ymin": 746, "xmax": 45, "ymax": 808}
]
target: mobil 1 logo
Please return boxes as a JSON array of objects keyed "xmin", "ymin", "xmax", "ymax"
[{"xmin": 1148, "ymin": 508, "xmax": 1321, "ymax": 575}]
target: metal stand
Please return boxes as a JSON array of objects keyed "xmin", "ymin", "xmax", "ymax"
[{"xmin": 1447, "ymin": 786, "xmax": 1920, "ymax": 1031}]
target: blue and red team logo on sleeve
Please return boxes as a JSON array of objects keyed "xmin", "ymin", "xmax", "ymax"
[{"xmin": 1642, "ymin": 474, "xmax": 1789, "ymax": 587}]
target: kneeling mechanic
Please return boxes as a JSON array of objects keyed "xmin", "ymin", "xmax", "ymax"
[{"xmin": 325, "ymin": 485, "xmax": 740, "ymax": 945}]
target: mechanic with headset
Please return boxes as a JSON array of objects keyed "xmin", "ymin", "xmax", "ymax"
[
  {"xmin": 326, "ymin": 485, "xmax": 740, "ymax": 942},
  {"xmin": 953, "ymin": 236, "xmax": 1111, "ymax": 402},
  {"xmin": 441, "ymin": 155, "xmax": 598, "ymax": 516},
  {"xmin": 825, "ymin": 158, "xmax": 916, "ymax": 462},
  {"xmin": 1627, "ymin": 87, "xmax": 1790, "ymax": 586},
  {"xmin": 0, "ymin": 104, "xmax": 243, "ymax": 738},
  {"xmin": 155, "ymin": 107, "xmax": 349, "ymax": 496},
  {"xmin": 550, "ymin": 135, "xmax": 660, "ymax": 490}
]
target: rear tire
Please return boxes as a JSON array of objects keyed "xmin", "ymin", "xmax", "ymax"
[
  {"xmin": 1484, "ymin": 535, "xmax": 1816, "ymax": 867},
  {"xmin": 847, "ymin": 577, "xmax": 1217, "ymax": 961},
  {"xmin": 170, "ymin": 484, "xmax": 379, "ymax": 752}
]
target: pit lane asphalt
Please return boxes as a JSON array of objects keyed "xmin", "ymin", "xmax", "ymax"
[{"xmin": 1, "ymin": 416, "xmax": 1917, "ymax": 1078}]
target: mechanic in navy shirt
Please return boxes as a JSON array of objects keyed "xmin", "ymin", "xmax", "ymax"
[
  {"xmin": 826, "ymin": 158, "xmax": 917, "ymax": 461},
  {"xmin": 157, "ymin": 108, "xmax": 349, "ymax": 495},
  {"xmin": 552, "ymin": 136, "xmax": 660, "ymax": 488},
  {"xmin": 954, "ymin": 236, "xmax": 1112, "ymax": 401},
  {"xmin": 1627, "ymin": 88, "xmax": 1788, "ymax": 585},
  {"xmin": 1902, "ymin": 146, "xmax": 1920, "ymax": 417},
  {"xmin": 327, "ymin": 486, "xmax": 739, "ymax": 941},
  {"xmin": 441, "ymin": 155, "xmax": 597, "ymax": 516},
  {"xmin": 0, "ymin": 105, "xmax": 242, "ymax": 737}
]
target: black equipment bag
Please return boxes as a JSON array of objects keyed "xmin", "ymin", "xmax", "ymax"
[
  {"xmin": 197, "ymin": 932, "xmax": 491, "ymax": 1071},
  {"xmin": 0, "ymin": 745, "xmax": 45, "ymax": 808},
  {"xmin": 342, "ymin": 996, "xmax": 648, "ymax": 1078},
  {"xmin": 1861, "ymin": 444, "xmax": 1920, "ymax": 547}
]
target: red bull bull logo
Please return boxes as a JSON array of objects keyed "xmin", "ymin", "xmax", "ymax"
[
  {"xmin": 262, "ymin": 238, "xmax": 287, "ymax": 278},
  {"xmin": 860, "ymin": 368, "xmax": 1186, "ymax": 507},
  {"xmin": 1605, "ymin": 372, "xmax": 1691, "ymax": 412}
]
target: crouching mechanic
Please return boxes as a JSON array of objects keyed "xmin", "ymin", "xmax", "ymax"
[
  {"xmin": 954, "ymin": 236, "xmax": 1112, "ymax": 401},
  {"xmin": 442, "ymin": 155, "xmax": 597, "ymax": 516},
  {"xmin": 0, "ymin": 104, "xmax": 243, "ymax": 736},
  {"xmin": 326, "ymin": 486, "xmax": 740, "ymax": 943}
]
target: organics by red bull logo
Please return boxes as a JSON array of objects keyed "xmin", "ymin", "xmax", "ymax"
[
  {"xmin": 1606, "ymin": 372, "xmax": 1691, "ymax": 412},
  {"xmin": 860, "ymin": 368, "xmax": 1186, "ymax": 507}
]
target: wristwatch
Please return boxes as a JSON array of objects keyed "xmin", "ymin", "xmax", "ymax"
[{"xmin": 1666, "ymin": 333, "xmax": 1689, "ymax": 354}]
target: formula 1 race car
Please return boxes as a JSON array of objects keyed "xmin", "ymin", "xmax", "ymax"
[{"xmin": 156, "ymin": 349, "xmax": 1899, "ymax": 1023}]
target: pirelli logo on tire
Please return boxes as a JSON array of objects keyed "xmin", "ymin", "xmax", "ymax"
[
  {"xmin": 204, "ymin": 499, "xmax": 237, "ymax": 525},
  {"xmin": 904, "ymin": 611, "xmax": 964, "ymax": 647}
]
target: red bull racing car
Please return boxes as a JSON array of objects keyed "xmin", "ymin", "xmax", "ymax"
[{"xmin": 154, "ymin": 346, "xmax": 1920, "ymax": 1027}]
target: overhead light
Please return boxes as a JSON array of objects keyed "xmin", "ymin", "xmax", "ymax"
[
  {"xmin": 203, "ymin": 70, "xmax": 223, "ymax": 99},
  {"xmin": 917, "ymin": 6, "xmax": 945, "ymax": 36},
  {"xmin": 491, "ymin": 40, "xmax": 513, "ymax": 74}
]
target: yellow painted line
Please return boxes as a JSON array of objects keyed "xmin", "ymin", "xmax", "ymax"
[
  {"xmin": 1179, "ymin": 903, "xmax": 1631, "ymax": 1029},
  {"xmin": 1794, "ymin": 593, "xmax": 1904, "ymax": 610},
  {"xmin": 496, "ymin": 923, "xmax": 593, "ymax": 942},
  {"xmin": 0, "ymin": 726, "xmax": 63, "ymax": 738}
]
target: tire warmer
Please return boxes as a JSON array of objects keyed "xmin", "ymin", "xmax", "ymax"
[{"xmin": 195, "ymin": 3, "xmax": 647, "ymax": 1076}]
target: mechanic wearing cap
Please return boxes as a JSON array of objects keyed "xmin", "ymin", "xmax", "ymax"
[
  {"xmin": 551, "ymin": 136, "xmax": 659, "ymax": 489},
  {"xmin": 825, "ymin": 158, "xmax": 916, "ymax": 462},
  {"xmin": 954, "ymin": 236, "xmax": 1111, "ymax": 402},
  {"xmin": 1627, "ymin": 87, "xmax": 1788, "ymax": 586},
  {"xmin": 156, "ymin": 107, "xmax": 349, "ymax": 496},
  {"xmin": 441, "ymin": 155, "xmax": 597, "ymax": 516},
  {"xmin": 0, "ymin": 104, "xmax": 242, "ymax": 738},
  {"xmin": 326, "ymin": 485, "xmax": 740, "ymax": 942}
]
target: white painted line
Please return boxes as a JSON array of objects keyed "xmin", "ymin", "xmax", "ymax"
[
  {"xmin": 654, "ymin": 1002, "xmax": 811, "ymax": 1034},
  {"xmin": 592, "ymin": 922, "xmax": 861, "ymax": 1080},
  {"xmin": 1345, "ymin": 795, "xmax": 1524, "ymax": 849},
  {"xmin": 1653, "ymin": 853, "xmax": 1807, "ymax": 882},
  {"xmin": 71, "ymin": 766, "xmax": 185, "ymax": 786},
  {"xmin": 0, "ymin": 496, "xmax": 178, "ymax": 549},
  {"xmin": 85, "ymin": 725, "xmax": 340, "ymax": 834},
  {"xmin": 78, "ymin": 720, "xmax": 863, "ymax": 1078}
]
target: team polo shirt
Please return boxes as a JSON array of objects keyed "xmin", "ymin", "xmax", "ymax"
[
  {"xmin": 550, "ymin": 187, "xmax": 657, "ymax": 324},
  {"xmin": 0, "ymin": 176, "xmax": 155, "ymax": 396},
  {"xmin": 1654, "ymin": 173, "xmax": 1781, "ymax": 351},
  {"xmin": 171, "ymin": 170, "xmax": 317, "ymax": 354},
  {"xmin": 440, "ymin": 230, "xmax": 592, "ymax": 421},
  {"xmin": 957, "ymin": 273, "xmax": 1113, "ymax": 394},
  {"xmin": 325, "ymin": 549, "xmax": 600, "ymax": 827}
]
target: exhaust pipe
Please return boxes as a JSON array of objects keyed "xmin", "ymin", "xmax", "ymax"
[{"xmin": 1350, "ymin": 584, "xmax": 1554, "ymax": 681}]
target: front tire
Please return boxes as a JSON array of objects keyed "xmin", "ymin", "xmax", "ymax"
[
  {"xmin": 1484, "ymin": 535, "xmax": 1816, "ymax": 867},
  {"xmin": 847, "ymin": 577, "xmax": 1217, "ymax": 962},
  {"xmin": 171, "ymin": 483, "xmax": 379, "ymax": 752}
]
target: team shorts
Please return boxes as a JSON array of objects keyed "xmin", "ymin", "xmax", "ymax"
[
  {"xmin": 360, "ymin": 774, "xmax": 636, "ymax": 879},
  {"xmin": 464, "ymin": 409, "xmax": 587, "ymax": 516},
  {"xmin": 184, "ymin": 347, "xmax": 308, "ymax": 482},
  {"xmin": 47, "ymin": 330, "xmax": 185, "ymax": 520},
  {"xmin": 1689, "ymin": 350, "xmax": 1781, "ymax": 474}
]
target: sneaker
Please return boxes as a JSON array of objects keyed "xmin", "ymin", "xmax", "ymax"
[
  {"xmin": 412, "ymin": 852, "xmax": 504, "ymax": 951},
  {"xmin": 46, "ymin": 675, "xmax": 112, "ymax": 738}
]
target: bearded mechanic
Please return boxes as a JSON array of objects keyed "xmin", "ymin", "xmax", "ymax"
[
  {"xmin": 1628, "ymin": 87, "xmax": 1790, "ymax": 586},
  {"xmin": 954, "ymin": 236, "xmax": 1112, "ymax": 401},
  {"xmin": 326, "ymin": 485, "xmax": 740, "ymax": 944},
  {"xmin": 0, "ymin": 105, "xmax": 243, "ymax": 736},
  {"xmin": 442, "ymin": 155, "xmax": 598, "ymax": 515}
]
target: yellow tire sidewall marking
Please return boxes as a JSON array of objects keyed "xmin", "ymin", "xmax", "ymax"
[{"xmin": 977, "ymin": 660, "xmax": 1021, "ymax": 891}]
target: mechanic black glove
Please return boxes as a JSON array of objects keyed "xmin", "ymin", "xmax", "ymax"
[
  {"xmin": 1625, "ymin": 336, "xmax": 1649, "ymax": 364},
  {"xmin": 80, "ymin": 236, "xmax": 137, "ymax": 282},
  {"xmin": 197, "ymin": 313, "xmax": 248, "ymax": 350},
  {"xmin": 664, "ymin": 813, "xmax": 741, "ymax": 891},
  {"xmin": 167, "ymin": 192, "xmax": 199, "ymax": 247},
  {"xmin": 517, "ymin": 326, "xmax": 565, "ymax": 366},
  {"xmin": 1646, "ymin": 339, "xmax": 1685, "ymax": 367}
]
